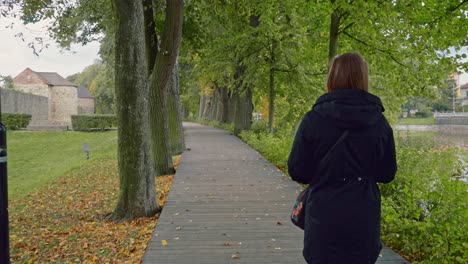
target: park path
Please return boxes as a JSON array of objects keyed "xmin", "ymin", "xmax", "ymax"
[{"xmin": 142, "ymin": 122, "xmax": 408, "ymax": 264}]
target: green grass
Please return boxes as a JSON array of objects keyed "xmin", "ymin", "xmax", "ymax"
[
  {"xmin": 7, "ymin": 130, "xmax": 117, "ymax": 200},
  {"xmin": 397, "ymin": 117, "xmax": 436, "ymax": 125}
]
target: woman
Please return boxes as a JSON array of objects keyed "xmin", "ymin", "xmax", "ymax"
[{"xmin": 288, "ymin": 53, "xmax": 397, "ymax": 264}]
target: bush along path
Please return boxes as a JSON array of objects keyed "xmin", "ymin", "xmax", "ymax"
[{"xmin": 143, "ymin": 122, "xmax": 407, "ymax": 263}]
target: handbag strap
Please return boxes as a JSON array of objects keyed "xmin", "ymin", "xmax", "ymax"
[
  {"xmin": 310, "ymin": 129, "xmax": 349, "ymax": 190},
  {"xmin": 320, "ymin": 130, "xmax": 349, "ymax": 164}
]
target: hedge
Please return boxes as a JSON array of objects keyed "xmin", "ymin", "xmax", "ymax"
[
  {"xmin": 414, "ymin": 112, "xmax": 433, "ymax": 118},
  {"xmin": 71, "ymin": 114, "xmax": 117, "ymax": 131},
  {"xmin": 2, "ymin": 113, "xmax": 31, "ymax": 130}
]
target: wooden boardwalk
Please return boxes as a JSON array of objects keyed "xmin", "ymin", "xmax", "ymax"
[{"xmin": 143, "ymin": 123, "xmax": 408, "ymax": 264}]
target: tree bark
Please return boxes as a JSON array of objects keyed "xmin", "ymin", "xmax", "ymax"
[
  {"xmin": 328, "ymin": 7, "xmax": 341, "ymax": 68},
  {"xmin": 268, "ymin": 67, "xmax": 275, "ymax": 133},
  {"xmin": 111, "ymin": 0, "xmax": 158, "ymax": 221},
  {"xmin": 268, "ymin": 39, "xmax": 277, "ymax": 134},
  {"xmin": 209, "ymin": 86, "xmax": 218, "ymax": 121},
  {"xmin": 202, "ymin": 93, "xmax": 211, "ymax": 119},
  {"xmin": 227, "ymin": 89, "xmax": 236, "ymax": 124},
  {"xmin": 148, "ymin": 0, "xmax": 183, "ymax": 176},
  {"xmin": 198, "ymin": 93, "xmax": 206, "ymax": 119},
  {"xmin": 216, "ymin": 85, "xmax": 228, "ymax": 123},
  {"xmin": 234, "ymin": 86, "xmax": 253, "ymax": 136},
  {"xmin": 167, "ymin": 58, "xmax": 185, "ymax": 155}
]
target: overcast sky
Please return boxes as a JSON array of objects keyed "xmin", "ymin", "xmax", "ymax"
[
  {"xmin": 0, "ymin": 16, "xmax": 467, "ymax": 85},
  {"xmin": 0, "ymin": 16, "xmax": 100, "ymax": 79}
]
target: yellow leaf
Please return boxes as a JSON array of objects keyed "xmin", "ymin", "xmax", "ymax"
[{"xmin": 161, "ymin": 240, "xmax": 168, "ymax": 247}]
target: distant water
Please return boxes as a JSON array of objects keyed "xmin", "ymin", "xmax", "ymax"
[
  {"xmin": 397, "ymin": 130, "xmax": 468, "ymax": 182},
  {"xmin": 396, "ymin": 130, "xmax": 468, "ymax": 150}
]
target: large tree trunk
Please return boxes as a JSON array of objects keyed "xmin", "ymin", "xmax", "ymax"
[
  {"xmin": 216, "ymin": 86, "xmax": 229, "ymax": 123},
  {"xmin": 198, "ymin": 93, "xmax": 206, "ymax": 119},
  {"xmin": 234, "ymin": 87, "xmax": 253, "ymax": 136},
  {"xmin": 167, "ymin": 58, "xmax": 185, "ymax": 155},
  {"xmin": 202, "ymin": 93, "xmax": 211, "ymax": 119},
  {"xmin": 111, "ymin": 0, "xmax": 158, "ymax": 221},
  {"xmin": 209, "ymin": 87, "xmax": 218, "ymax": 121},
  {"xmin": 148, "ymin": 0, "xmax": 183, "ymax": 176},
  {"xmin": 227, "ymin": 90, "xmax": 236, "ymax": 124}
]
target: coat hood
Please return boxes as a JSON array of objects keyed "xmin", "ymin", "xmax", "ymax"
[{"xmin": 312, "ymin": 89, "xmax": 384, "ymax": 129}]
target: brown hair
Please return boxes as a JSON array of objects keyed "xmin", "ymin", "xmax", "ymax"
[{"xmin": 327, "ymin": 53, "xmax": 369, "ymax": 92}]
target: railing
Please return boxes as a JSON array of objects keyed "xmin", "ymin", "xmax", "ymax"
[{"xmin": 434, "ymin": 112, "xmax": 468, "ymax": 118}]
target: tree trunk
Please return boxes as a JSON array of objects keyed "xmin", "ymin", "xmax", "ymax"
[
  {"xmin": 209, "ymin": 87, "xmax": 218, "ymax": 121},
  {"xmin": 216, "ymin": 86, "xmax": 228, "ymax": 123},
  {"xmin": 227, "ymin": 90, "xmax": 236, "ymax": 124},
  {"xmin": 148, "ymin": 0, "xmax": 183, "ymax": 176},
  {"xmin": 202, "ymin": 93, "xmax": 211, "ymax": 119},
  {"xmin": 328, "ymin": 8, "xmax": 341, "ymax": 68},
  {"xmin": 268, "ymin": 39, "xmax": 277, "ymax": 134},
  {"xmin": 167, "ymin": 58, "xmax": 185, "ymax": 155},
  {"xmin": 111, "ymin": 0, "xmax": 158, "ymax": 221},
  {"xmin": 198, "ymin": 93, "xmax": 206, "ymax": 119},
  {"xmin": 268, "ymin": 67, "xmax": 275, "ymax": 133},
  {"xmin": 234, "ymin": 86, "xmax": 253, "ymax": 136}
]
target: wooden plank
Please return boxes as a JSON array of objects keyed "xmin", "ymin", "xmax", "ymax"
[{"xmin": 142, "ymin": 123, "xmax": 408, "ymax": 264}]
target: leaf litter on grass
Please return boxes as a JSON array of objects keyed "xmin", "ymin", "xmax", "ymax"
[{"xmin": 10, "ymin": 156, "xmax": 181, "ymax": 263}]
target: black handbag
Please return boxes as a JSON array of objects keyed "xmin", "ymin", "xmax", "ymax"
[{"xmin": 290, "ymin": 130, "xmax": 349, "ymax": 230}]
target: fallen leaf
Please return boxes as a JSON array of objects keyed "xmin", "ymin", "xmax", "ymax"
[{"xmin": 161, "ymin": 240, "xmax": 168, "ymax": 247}]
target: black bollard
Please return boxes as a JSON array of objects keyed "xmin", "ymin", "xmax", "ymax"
[{"xmin": 0, "ymin": 121, "xmax": 9, "ymax": 263}]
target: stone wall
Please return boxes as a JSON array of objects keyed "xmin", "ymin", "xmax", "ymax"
[
  {"xmin": 435, "ymin": 116, "xmax": 468, "ymax": 125},
  {"xmin": 14, "ymin": 84, "xmax": 49, "ymax": 97},
  {"xmin": 78, "ymin": 98, "xmax": 95, "ymax": 114},
  {"xmin": 49, "ymin": 86, "xmax": 77, "ymax": 126},
  {"xmin": 1, "ymin": 89, "xmax": 49, "ymax": 125}
]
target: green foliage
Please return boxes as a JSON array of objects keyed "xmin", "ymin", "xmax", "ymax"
[
  {"xmin": 2, "ymin": 113, "xmax": 31, "ymax": 130},
  {"xmin": 71, "ymin": 114, "xmax": 117, "ymax": 131},
  {"xmin": 414, "ymin": 112, "xmax": 433, "ymax": 118},
  {"xmin": 380, "ymin": 147, "xmax": 467, "ymax": 263},
  {"xmin": 7, "ymin": 130, "xmax": 117, "ymax": 200},
  {"xmin": 0, "ymin": 75, "xmax": 14, "ymax": 89},
  {"xmin": 250, "ymin": 121, "xmax": 269, "ymax": 133},
  {"xmin": 238, "ymin": 130, "xmax": 292, "ymax": 170},
  {"xmin": 235, "ymin": 126, "xmax": 467, "ymax": 263},
  {"xmin": 397, "ymin": 118, "xmax": 436, "ymax": 126},
  {"xmin": 67, "ymin": 62, "xmax": 115, "ymax": 114}
]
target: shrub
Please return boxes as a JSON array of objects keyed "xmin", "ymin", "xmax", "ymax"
[
  {"xmin": 251, "ymin": 121, "xmax": 269, "ymax": 133},
  {"xmin": 71, "ymin": 114, "xmax": 117, "ymax": 131},
  {"xmin": 239, "ymin": 131, "xmax": 292, "ymax": 170},
  {"xmin": 380, "ymin": 147, "xmax": 467, "ymax": 263},
  {"xmin": 414, "ymin": 112, "xmax": 433, "ymax": 118},
  {"xmin": 2, "ymin": 113, "xmax": 31, "ymax": 130},
  {"xmin": 238, "ymin": 128, "xmax": 467, "ymax": 263}
]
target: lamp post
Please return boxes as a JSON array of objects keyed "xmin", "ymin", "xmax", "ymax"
[{"xmin": 0, "ymin": 85, "xmax": 10, "ymax": 263}]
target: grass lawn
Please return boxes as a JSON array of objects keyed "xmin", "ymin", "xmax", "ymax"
[
  {"xmin": 8, "ymin": 130, "xmax": 117, "ymax": 200},
  {"xmin": 8, "ymin": 130, "xmax": 179, "ymax": 262},
  {"xmin": 397, "ymin": 117, "xmax": 436, "ymax": 125}
]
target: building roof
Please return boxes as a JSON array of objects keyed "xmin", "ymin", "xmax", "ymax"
[
  {"xmin": 35, "ymin": 72, "xmax": 76, "ymax": 86},
  {"xmin": 77, "ymin": 84, "xmax": 94, "ymax": 98},
  {"xmin": 461, "ymin": 83, "xmax": 468, "ymax": 90}
]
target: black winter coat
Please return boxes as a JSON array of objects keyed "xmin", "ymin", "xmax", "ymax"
[{"xmin": 288, "ymin": 89, "xmax": 397, "ymax": 264}]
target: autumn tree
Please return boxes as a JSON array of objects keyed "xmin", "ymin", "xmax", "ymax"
[{"xmin": 15, "ymin": 0, "xmax": 184, "ymax": 221}]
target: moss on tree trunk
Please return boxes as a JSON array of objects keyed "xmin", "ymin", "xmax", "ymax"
[{"xmin": 111, "ymin": 0, "xmax": 159, "ymax": 221}]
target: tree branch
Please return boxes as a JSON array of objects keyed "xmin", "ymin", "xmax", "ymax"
[{"xmin": 342, "ymin": 30, "xmax": 408, "ymax": 68}]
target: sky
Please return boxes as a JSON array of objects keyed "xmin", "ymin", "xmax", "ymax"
[
  {"xmin": 0, "ymin": 17, "xmax": 100, "ymax": 79},
  {"xmin": 0, "ymin": 16, "xmax": 467, "ymax": 85}
]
